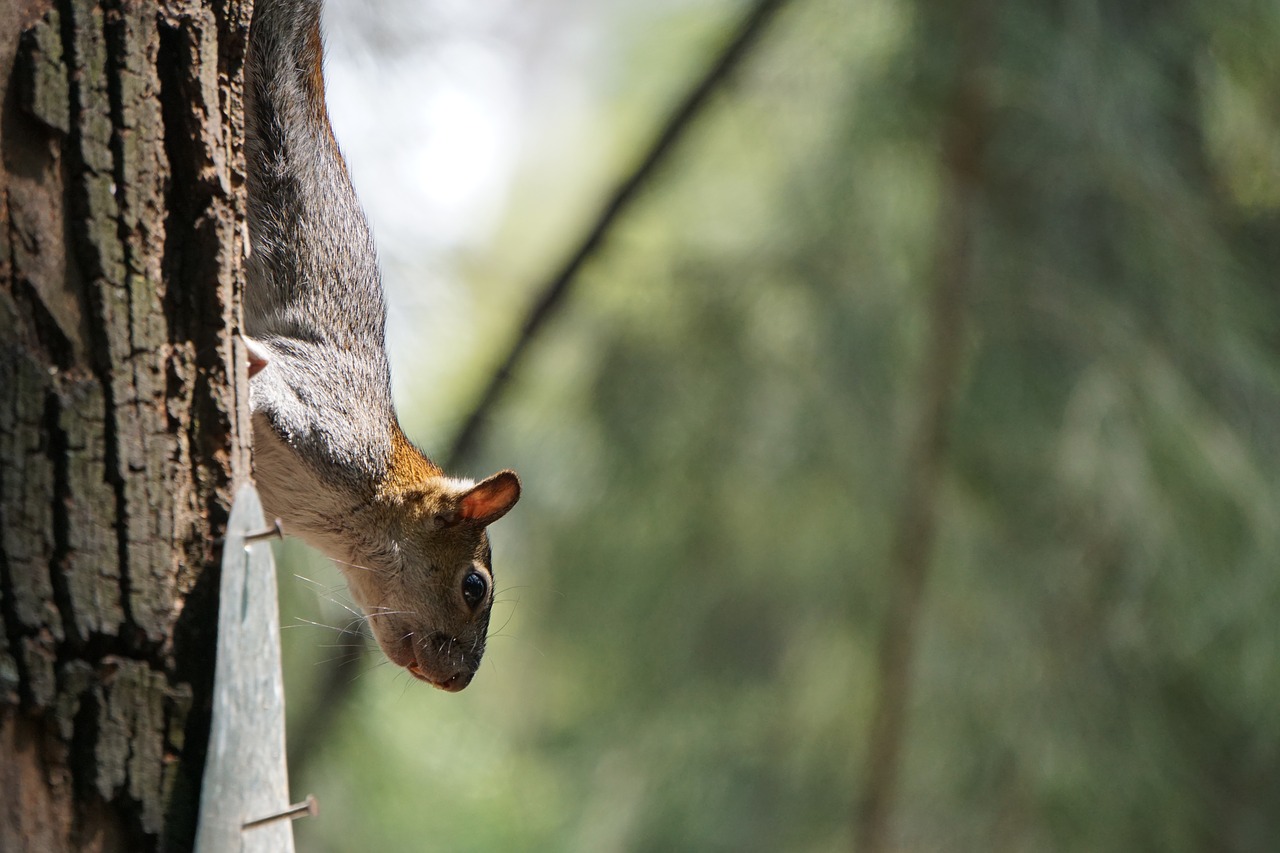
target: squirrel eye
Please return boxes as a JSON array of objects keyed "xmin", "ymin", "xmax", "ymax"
[{"xmin": 461, "ymin": 571, "xmax": 487, "ymax": 609}]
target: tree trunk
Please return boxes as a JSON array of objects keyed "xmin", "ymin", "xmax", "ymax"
[
  {"xmin": 854, "ymin": 2, "xmax": 990, "ymax": 849},
  {"xmin": 0, "ymin": 0, "xmax": 249, "ymax": 849}
]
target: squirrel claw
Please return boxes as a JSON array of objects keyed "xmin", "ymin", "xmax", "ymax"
[{"xmin": 243, "ymin": 335, "xmax": 270, "ymax": 378}]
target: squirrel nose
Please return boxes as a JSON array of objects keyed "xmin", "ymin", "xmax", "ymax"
[{"xmin": 435, "ymin": 670, "xmax": 473, "ymax": 692}]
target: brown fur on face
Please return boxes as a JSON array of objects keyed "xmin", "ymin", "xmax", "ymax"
[
  {"xmin": 336, "ymin": 467, "xmax": 519, "ymax": 690},
  {"xmin": 250, "ymin": 412, "xmax": 520, "ymax": 691}
]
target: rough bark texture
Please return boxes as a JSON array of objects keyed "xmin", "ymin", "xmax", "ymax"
[{"xmin": 0, "ymin": 0, "xmax": 249, "ymax": 849}]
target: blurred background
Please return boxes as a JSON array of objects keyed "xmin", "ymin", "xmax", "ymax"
[{"xmin": 275, "ymin": 0, "xmax": 1280, "ymax": 849}]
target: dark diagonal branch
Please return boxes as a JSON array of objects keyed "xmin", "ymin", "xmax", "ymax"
[
  {"xmin": 446, "ymin": 0, "xmax": 793, "ymax": 466},
  {"xmin": 289, "ymin": 0, "xmax": 795, "ymax": 780}
]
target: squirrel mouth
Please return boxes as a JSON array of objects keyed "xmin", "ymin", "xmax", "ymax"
[{"xmin": 406, "ymin": 661, "xmax": 473, "ymax": 692}]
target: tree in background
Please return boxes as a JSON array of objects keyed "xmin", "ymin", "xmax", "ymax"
[
  {"xmin": 0, "ymin": 1, "xmax": 248, "ymax": 848},
  {"xmin": 264, "ymin": 0, "xmax": 1280, "ymax": 850}
]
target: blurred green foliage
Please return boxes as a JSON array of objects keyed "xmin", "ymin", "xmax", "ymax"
[{"xmin": 281, "ymin": 0, "xmax": 1280, "ymax": 849}]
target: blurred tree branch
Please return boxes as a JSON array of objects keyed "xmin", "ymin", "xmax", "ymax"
[
  {"xmin": 288, "ymin": 0, "xmax": 795, "ymax": 779},
  {"xmin": 447, "ymin": 0, "xmax": 793, "ymax": 465},
  {"xmin": 853, "ymin": 7, "xmax": 991, "ymax": 851}
]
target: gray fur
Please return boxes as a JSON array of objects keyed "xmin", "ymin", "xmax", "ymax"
[
  {"xmin": 242, "ymin": 0, "xmax": 521, "ymax": 690},
  {"xmin": 244, "ymin": 0, "xmax": 393, "ymax": 494}
]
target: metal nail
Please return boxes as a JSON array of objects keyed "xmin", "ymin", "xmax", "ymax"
[
  {"xmin": 243, "ymin": 518, "xmax": 284, "ymax": 545},
  {"xmin": 242, "ymin": 794, "xmax": 318, "ymax": 830}
]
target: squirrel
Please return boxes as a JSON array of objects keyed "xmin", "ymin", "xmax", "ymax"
[{"xmin": 242, "ymin": 0, "xmax": 520, "ymax": 692}]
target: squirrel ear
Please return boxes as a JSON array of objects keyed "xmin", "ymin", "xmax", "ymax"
[{"xmin": 458, "ymin": 470, "xmax": 521, "ymax": 526}]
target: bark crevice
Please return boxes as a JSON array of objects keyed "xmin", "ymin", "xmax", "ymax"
[{"xmin": 1, "ymin": 0, "xmax": 249, "ymax": 848}]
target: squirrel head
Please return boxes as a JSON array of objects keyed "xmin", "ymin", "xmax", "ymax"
[
  {"xmin": 247, "ymin": 408, "xmax": 522, "ymax": 690},
  {"xmin": 341, "ymin": 469, "xmax": 521, "ymax": 691}
]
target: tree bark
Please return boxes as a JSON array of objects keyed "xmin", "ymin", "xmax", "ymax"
[{"xmin": 0, "ymin": 0, "xmax": 249, "ymax": 849}]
